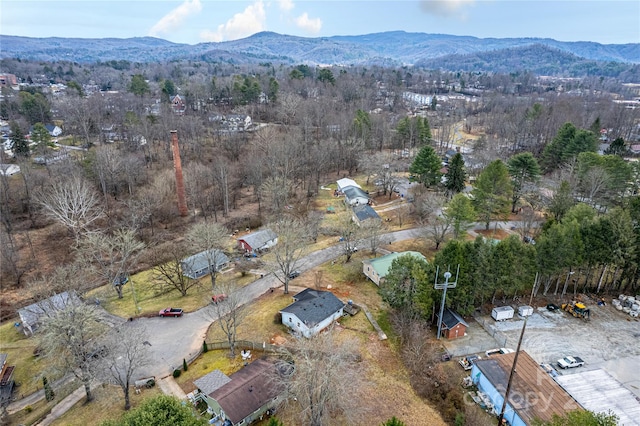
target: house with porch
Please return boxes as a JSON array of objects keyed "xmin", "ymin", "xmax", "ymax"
[
  {"xmin": 280, "ymin": 288, "xmax": 344, "ymax": 338},
  {"xmin": 342, "ymin": 186, "xmax": 370, "ymax": 206},
  {"xmin": 237, "ymin": 229, "xmax": 278, "ymax": 254},
  {"xmin": 181, "ymin": 249, "xmax": 230, "ymax": 279},
  {"xmin": 17, "ymin": 291, "xmax": 82, "ymax": 336},
  {"xmin": 0, "ymin": 353, "xmax": 15, "ymax": 407},
  {"xmin": 362, "ymin": 251, "xmax": 427, "ymax": 286},
  {"xmin": 194, "ymin": 359, "xmax": 284, "ymax": 425}
]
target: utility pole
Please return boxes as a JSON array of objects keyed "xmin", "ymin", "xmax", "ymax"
[
  {"xmin": 434, "ymin": 265, "xmax": 459, "ymax": 340},
  {"xmin": 497, "ymin": 316, "xmax": 528, "ymax": 425}
]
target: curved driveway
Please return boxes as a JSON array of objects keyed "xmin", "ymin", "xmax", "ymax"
[{"xmin": 134, "ymin": 228, "xmax": 420, "ymax": 379}]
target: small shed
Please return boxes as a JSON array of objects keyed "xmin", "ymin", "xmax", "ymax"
[
  {"xmin": 518, "ymin": 305, "xmax": 534, "ymax": 317},
  {"xmin": 436, "ymin": 308, "xmax": 468, "ymax": 339},
  {"xmin": 180, "ymin": 249, "xmax": 230, "ymax": 279},
  {"xmin": 237, "ymin": 228, "xmax": 278, "ymax": 254},
  {"xmin": 491, "ymin": 306, "xmax": 514, "ymax": 321}
]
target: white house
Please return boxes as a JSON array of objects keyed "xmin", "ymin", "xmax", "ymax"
[
  {"xmin": 280, "ymin": 288, "xmax": 344, "ymax": 338},
  {"xmin": 44, "ymin": 124, "xmax": 62, "ymax": 137},
  {"xmin": 342, "ymin": 186, "xmax": 370, "ymax": 206},
  {"xmin": 336, "ymin": 178, "xmax": 361, "ymax": 192}
]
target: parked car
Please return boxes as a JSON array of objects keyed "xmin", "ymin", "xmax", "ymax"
[
  {"xmin": 546, "ymin": 303, "xmax": 561, "ymax": 312},
  {"xmin": 485, "ymin": 348, "xmax": 515, "ymax": 357},
  {"xmin": 557, "ymin": 356, "xmax": 585, "ymax": 369},
  {"xmin": 159, "ymin": 308, "xmax": 183, "ymax": 317},
  {"xmin": 288, "ymin": 271, "xmax": 300, "ymax": 279},
  {"xmin": 211, "ymin": 294, "xmax": 227, "ymax": 303},
  {"xmin": 540, "ymin": 363, "xmax": 559, "ymax": 377}
]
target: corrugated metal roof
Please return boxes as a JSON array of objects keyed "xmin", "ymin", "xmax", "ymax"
[
  {"xmin": 556, "ymin": 369, "xmax": 640, "ymax": 426},
  {"xmin": 475, "ymin": 351, "xmax": 580, "ymax": 424}
]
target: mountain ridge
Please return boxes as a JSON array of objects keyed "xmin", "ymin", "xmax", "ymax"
[{"xmin": 1, "ymin": 31, "xmax": 638, "ymax": 76}]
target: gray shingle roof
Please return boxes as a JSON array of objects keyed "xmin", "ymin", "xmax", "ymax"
[
  {"xmin": 194, "ymin": 369, "xmax": 231, "ymax": 395},
  {"xmin": 237, "ymin": 228, "xmax": 277, "ymax": 251},
  {"xmin": 280, "ymin": 289, "xmax": 344, "ymax": 326},
  {"xmin": 17, "ymin": 291, "xmax": 81, "ymax": 333},
  {"xmin": 180, "ymin": 249, "xmax": 229, "ymax": 278},
  {"xmin": 438, "ymin": 308, "xmax": 468, "ymax": 329},
  {"xmin": 342, "ymin": 186, "xmax": 369, "ymax": 203},
  {"xmin": 352, "ymin": 204, "xmax": 380, "ymax": 222}
]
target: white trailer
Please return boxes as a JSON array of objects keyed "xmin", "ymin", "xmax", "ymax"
[
  {"xmin": 492, "ymin": 306, "xmax": 514, "ymax": 321},
  {"xmin": 518, "ymin": 305, "xmax": 534, "ymax": 317}
]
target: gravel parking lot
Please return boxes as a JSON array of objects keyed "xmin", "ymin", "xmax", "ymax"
[{"xmin": 444, "ymin": 300, "xmax": 640, "ymax": 397}]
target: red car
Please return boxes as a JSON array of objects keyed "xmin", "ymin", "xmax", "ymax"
[
  {"xmin": 212, "ymin": 294, "xmax": 227, "ymax": 304},
  {"xmin": 159, "ymin": 308, "xmax": 183, "ymax": 317}
]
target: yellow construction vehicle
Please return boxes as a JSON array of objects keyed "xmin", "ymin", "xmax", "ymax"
[{"xmin": 561, "ymin": 301, "xmax": 590, "ymax": 320}]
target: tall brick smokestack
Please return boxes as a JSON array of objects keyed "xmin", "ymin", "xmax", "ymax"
[{"xmin": 170, "ymin": 130, "xmax": 188, "ymax": 217}]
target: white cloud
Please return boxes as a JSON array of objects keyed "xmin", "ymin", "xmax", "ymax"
[
  {"xmin": 200, "ymin": 0, "xmax": 266, "ymax": 42},
  {"xmin": 420, "ymin": 0, "xmax": 476, "ymax": 19},
  {"xmin": 278, "ymin": 0, "xmax": 295, "ymax": 12},
  {"xmin": 149, "ymin": 0, "xmax": 202, "ymax": 37},
  {"xmin": 294, "ymin": 12, "xmax": 322, "ymax": 34}
]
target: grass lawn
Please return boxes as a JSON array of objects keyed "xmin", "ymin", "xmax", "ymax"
[
  {"xmin": 87, "ymin": 266, "xmax": 258, "ymax": 319},
  {"xmin": 50, "ymin": 384, "xmax": 162, "ymax": 426},
  {"xmin": 0, "ymin": 321, "xmax": 60, "ymax": 397},
  {"xmin": 8, "ymin": 376, "xmax": 81, "ymax": 426}
]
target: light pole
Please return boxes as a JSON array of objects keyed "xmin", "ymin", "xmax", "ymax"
[{"xmin": 435, "ymin": 265, "xmax": 459, "ymax": 340}]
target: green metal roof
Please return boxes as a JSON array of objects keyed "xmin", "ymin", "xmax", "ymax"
[{"xmin": 363, "ymin": 251, "xmax": 427, "ymax": 278}]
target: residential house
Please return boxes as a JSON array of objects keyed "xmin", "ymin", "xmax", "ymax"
[
  {"xmin": 170, "ymin": 95, "xmax": 186, "ymax": 115},
  {"xmin": 471, "ymin": 351, "xmax": 581, "ymax": 426},
  {"xmin": 181, "ymin": 249, "xmax": 230, "ymax": 280},
  {"xmin": 435, "ymin": 308, "xmax": 468, "ymax": 339},
  {"xmin": 0, "ymin": 164, "xmax": 20, "ymax": 176},
  {"xmin": 17, "ymin": 291, "xmax": 82, "ymax": 336},
  {"xmin": 351, "ymin": 204, "xmax": 381, "ymax": 226},
  {"xmin": 280, "ymin": 288, "xmax": 344, "ymax": 338},
  {"xmin": 362, "ymin": 251, "xmax": 427, "ymax": 286},
  {"xmin": 237, "ymin": 229, "xmax": 277, "ymax": 254},
  {"xmin": 196, "ymin": 359, "xmax": 284, "ymax": 425},
  {"xmin": 342, "ymin": 186, "xmax": 370, "ymax": 206},
  {"xmin": 336, "ymin": 178, "xmax": 361, "ymax": 192},
  {"xmin": 0, "ymin": 353, "xmax": 15, "ymax": 407},
  {"xmin": 209, "ymin": 114, "xmax": 252, "ymax": 132},
  {"xmin": 0, "ymin": 74, "xmax": 18, "ymax": 88},
  {"xmin": 44, "ymin": 124, "xmax": 62, "ymax": 137}
]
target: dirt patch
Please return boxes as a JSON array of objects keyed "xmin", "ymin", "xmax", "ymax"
[{"xmin": 475, "ymin": 228, "xmax": 511, "ymax": 240}]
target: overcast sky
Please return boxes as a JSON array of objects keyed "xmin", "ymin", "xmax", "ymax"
[{"xmin": 2, "ymin": 0, "xmax": 639, "ymax": 45}]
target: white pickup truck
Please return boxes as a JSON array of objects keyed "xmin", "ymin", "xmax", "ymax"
[{"xmin": 557, "ymin": 356, "xmax": 585, "ymax": 369}]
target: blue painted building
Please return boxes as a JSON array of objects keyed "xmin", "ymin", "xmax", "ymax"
[{"xmin": 471, "ymin": 351, "xmax": 580, "ymax": 425}]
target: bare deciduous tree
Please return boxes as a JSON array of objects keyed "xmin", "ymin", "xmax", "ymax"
[
  {"xmin": 98, "ymin": 323, "xmax": 150, "ymax": 410},
  {"xmin": 205, "ymin": 280, "xmax": 247, "ymax": 358},
  {"xmin": 80, "ymin": 229, "xmax": 145, "ymax": 299},
  {"xmin": 186, "ymin": 221, "xmax": 230, "ymax": 290},
  {"xmin": 361, "ymin": 219, "xmax": 389, "ymax": 255},
  {"xmin": 335, "ymin": 215, "xmax": 362, "ymax": 263},
  {"xmin": 151, "ymin": 242, "xmax": 200, "ymax": 296},
  {"xmin": 39, "ymin": 302, "xmax": 105, "ymax": 403},
  {"xmin": 37, "ymin": 175, "xmax": 104, "ymax": 243},
  {"xmin": 273, "ymin": 329, "xmax": 363, "ymax": 426},
  {"xmin": 268, "ymin": 217, "xmax": 310, "ymax": 294}
]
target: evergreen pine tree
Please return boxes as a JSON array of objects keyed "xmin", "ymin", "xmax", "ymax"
[{"xmin": 43, "ymin": 376, "xmax": 55, "ymax": 402}]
